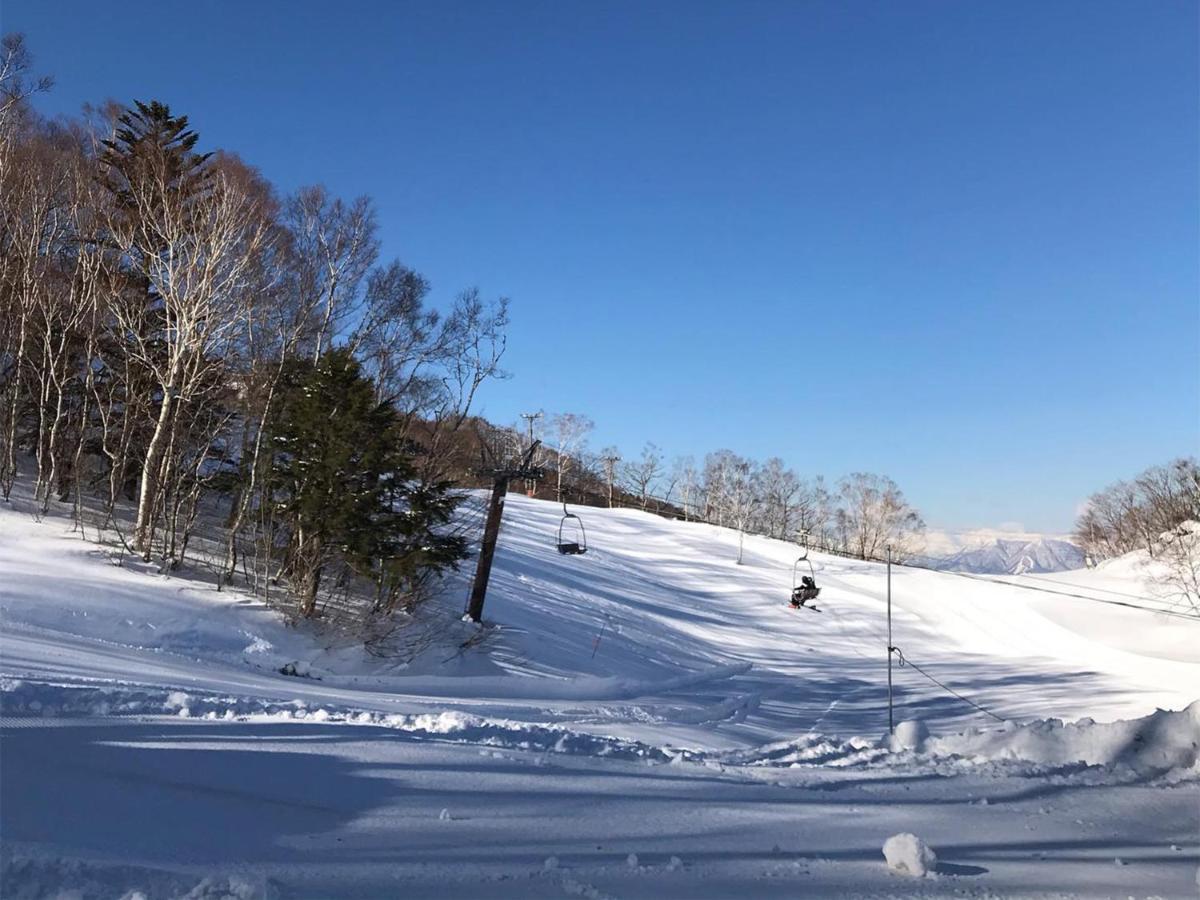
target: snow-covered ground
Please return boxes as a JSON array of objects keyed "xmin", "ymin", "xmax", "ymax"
[{"xmin": 2, "ymin": 488, "xmax": 1198, "ymax": 898}]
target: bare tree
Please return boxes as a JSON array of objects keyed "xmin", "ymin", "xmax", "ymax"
[
  {"xmin": 835, "ymin": 472, "xmax": 924, "ymax": 560},
  {"xmin": 623, "ymin": 442, "xmax": 662, "ymax": 510},
  {"xmin": 284, "ymin": 185, "xmax": 378, "ymax": 362},
  {"xmin": 1075, "ymin": 459, "xmax": 1200, "ymax": 562},
  {"xmin": 754, "ymin": 457, "xmax": 800, "ymax": 540},
  {"xmin": 1151, "ymin": 521, "xmax": 1200, "ymax": 615},
  {"xmin": 671, "ymin": 455, "xmax": 699, "ymax": 521},
  {"xmin": 701, "ymin": 450, "xmax": 737, "ymax": 526},
  {"xmin": 0, "ymin": 33, "xmax": 52, "ymax": 181},
  {"xmin": 721, "ymin": 454, "xmax": 758, "ymax": 564},
  {"xmin": 435, "ymin": 290, "xmax": 510, "ymax": 433},
  {"xmin": 793, "ymin": 475, "xmax": 833, "ymax": 543},
  {"xmin": 550, "ymin": 412, "xmax": 594, "ymax": 499}
]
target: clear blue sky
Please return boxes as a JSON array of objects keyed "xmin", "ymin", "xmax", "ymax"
[{"xmin": 5, "ymin": 0, "xmax": 1197, "ymax": 532}]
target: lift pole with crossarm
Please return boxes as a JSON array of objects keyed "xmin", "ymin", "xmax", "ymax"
[{"xmin": 464, "ymin": 440, "xmax": 544, "ymax": 623}]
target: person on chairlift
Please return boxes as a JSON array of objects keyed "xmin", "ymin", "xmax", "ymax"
[{"xmin": 791, "ymin": 575, "xmax": 819, "ymax": 607}]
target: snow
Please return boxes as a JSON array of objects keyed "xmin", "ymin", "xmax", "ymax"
[
  {"xmin": 2, "ymin": 483, "xmax": 1199, "ymax": 897},
  {"xmin": 882, "ymin": 832, "xmax": 937, "ymax": 877},
  {"xmin": 923, "ymin": 699, "xmax": 1200, "ymax": 774},
  {"xmin": 886, "ymin": 718, "xmax": 929, "ymax": 752},
  {"xmin": 918, "ymin": 535, "xmax": 1085, "ymax": 574}
]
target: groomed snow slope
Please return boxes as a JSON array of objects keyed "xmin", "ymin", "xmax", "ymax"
[{"xmin": 2, "ymin": 491, "xmax": 1198, "ymax": 898}]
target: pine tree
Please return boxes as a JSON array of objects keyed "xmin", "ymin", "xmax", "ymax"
[
  {"xmin": 99, "ymin": 100, "xmax": 211, "ymax": 218},
  {"xmin": 268, "ymin": 349, "xmax": 466, "ymax": 617},
  {"xmin": 98, "ymin": 100, "xmax": 215, "ymax": 555}
]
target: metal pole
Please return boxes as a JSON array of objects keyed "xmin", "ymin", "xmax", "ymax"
[
  {"xmin": 602, "ymin": 454, "xmax": 619, "ymax": 508},
  {"xmin": 465, "ymin": 476, "xmax": 508, "ymax": 622},
  {"xmin": 519, "ymin": 412, "xmax": 542, "ymax": 496},
  {"xmin": 886, "ymin": 544, "xmax": 894, "ymax": 734}
]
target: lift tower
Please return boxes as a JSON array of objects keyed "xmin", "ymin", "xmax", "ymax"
[{"xmin": 464, "ymin": 440, "xmax": 544, "ymax": 622}]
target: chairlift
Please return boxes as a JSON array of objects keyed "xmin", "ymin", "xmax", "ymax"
[
  {"xmin": 557, "ymin": 500, "xmax": 588, "ymax": 555},
  {"xmin": 790, "ymin": 535, "xmax": 820, "ymax": 609}
]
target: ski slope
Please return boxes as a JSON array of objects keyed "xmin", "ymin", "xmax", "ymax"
[{"xmin": 2, "ymin": 489, "xmax": 1198, "ymax": 898}]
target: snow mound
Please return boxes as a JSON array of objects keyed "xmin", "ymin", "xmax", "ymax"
[
  {"xmin": 923, "ymin": 700, "xmax": 1200, "ymax": 774},
  {"xmin": 882, "ymin": 832, "xmax": 937, "ymax": 877},
  {"xmin": 886, "ymin": 719, "xmax": 929, "ymax": 752}
]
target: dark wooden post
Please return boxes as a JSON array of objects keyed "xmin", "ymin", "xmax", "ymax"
[
  {"xmin": 463, "ymin": 440, "xmax": 542, "ymax": 624},
  {"xmin": 465, "ymin": 476, "xmax": 509, "ymax": 622}
]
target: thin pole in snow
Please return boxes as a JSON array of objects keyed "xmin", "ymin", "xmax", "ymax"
[{"xmin": 886, "ymin": 544, "xmax": 894, "ymax": 735}]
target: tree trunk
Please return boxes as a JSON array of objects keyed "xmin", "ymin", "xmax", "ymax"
[{"xmin": 134, "ymin": 387, "xmax": 175, "ymax": 557}]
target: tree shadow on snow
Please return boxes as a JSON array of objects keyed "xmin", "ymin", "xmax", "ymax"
[{"xmin": 0, "ymin": 719, "xmax": 403, "ymax": 865}]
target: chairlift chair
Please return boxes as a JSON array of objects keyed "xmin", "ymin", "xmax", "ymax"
[
  {"xmin": 790, "ymin": 540, "xmax": 820, "ymax": 608},
  {"xmin": 557, "ymin": 501, "xmax": 588, "ymax": 555}
]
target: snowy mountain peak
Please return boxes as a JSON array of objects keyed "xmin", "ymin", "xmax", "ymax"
[{"xmin": 918, "ymin": 536, "xmax": 1085, "ymax": 574}]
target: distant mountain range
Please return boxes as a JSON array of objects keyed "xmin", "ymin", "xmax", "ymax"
[{"xmin": 916, "ymin": 530, "xmax": 1085, "ymax": 575}]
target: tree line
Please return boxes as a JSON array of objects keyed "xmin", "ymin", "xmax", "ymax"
[
  {"xmin": 1073, "ymin": 457, "xmax": 1200, "ymax": 613},
  {"xmin": 1073, "ymin": 458, "xmax": 1199, "ymax": 561},
  {"xmin": 0, "ymin": 36, "xmax": 508, "ymax": 627},
  {"xmin": 495, "ymin": 411, "xmax": 926, "ymax": 564}
]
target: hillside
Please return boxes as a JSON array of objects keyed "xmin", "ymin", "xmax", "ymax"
[{"xmin": 2, "ymin": 489, "xmax": 1198, "ymax": 898}]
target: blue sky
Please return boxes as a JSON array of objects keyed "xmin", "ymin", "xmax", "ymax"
[{"xmin": 5, "ymin": 0, "xmax": 1197, "ymax": 532}]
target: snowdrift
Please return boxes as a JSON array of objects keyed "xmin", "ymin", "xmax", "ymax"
[{"xmin": 918, "ymin": 700, "xmax": 1200, "ymax": 775}]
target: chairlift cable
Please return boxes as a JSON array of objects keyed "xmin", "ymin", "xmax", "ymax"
[{"xmin": 889, "ymin": 645, "xmax": 1010, "ymax": 724}]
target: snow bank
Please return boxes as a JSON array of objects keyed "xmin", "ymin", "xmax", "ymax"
[
  {"xmin": 923, "ymin": 700, "xmax": 1200, "ymax": 775},
  {"xmin": 6, "ymin": 677, "xmax": 1198, "ymax": 782},
  {"xmin": 886, "ymin": 719, "xmax": 929, "ymax": 752},
  {"xmin": 882, "ymin": 833, "xmax": 936, "ymax": 877},
  {"xmin": 720, "ymin": 702, "xmax": 1200, "ymax": 780}
]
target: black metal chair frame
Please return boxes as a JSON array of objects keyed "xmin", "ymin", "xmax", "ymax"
[
  {"xmin": 790, "ymin": 544, "xmax": 820, "ymax": 605},
  {"xmin": 557, "ymin": 503, "xmax": 588, "ymax": 555}
]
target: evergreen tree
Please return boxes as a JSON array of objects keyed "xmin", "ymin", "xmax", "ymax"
[
  {"xmin": 99, "ymin": 100, "xmax": 211, "ymax": 219},
  {"xmin": 97, "ymin": 100, "xmax": 215, "ymax": 554},
  {"xmin": 268, "ymin": 348, "xmax": 466, "ymax": 616}
]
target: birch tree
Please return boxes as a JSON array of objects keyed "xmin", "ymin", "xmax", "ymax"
[
  {"xmin": 835, "ymin": 472, "xmax": 924, "ymax": 560},
  {"xmin": 285, "ymin": 186, "xmax": 378, "ymax": 362},
  {"xmin": 673, "ymin": 455, "xmax": 699, "ymax": 521},
  {"xmin": 100, "ymin": 101, "xmax": 272, "ymax": 557},
  {"xmin": 703, "ymin": 450, "xmax": 758, "ymax": 563},
  {"xmin": 754, "ymin": 457, "xmax": 800, "ymax": 540},
  {"xmin": 550, "ymin": 412, "xmax": 593, "ymax": 499},
  {"xmin": 623, "ymin": 442, "xmax": 662, "ymax": 510}
]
